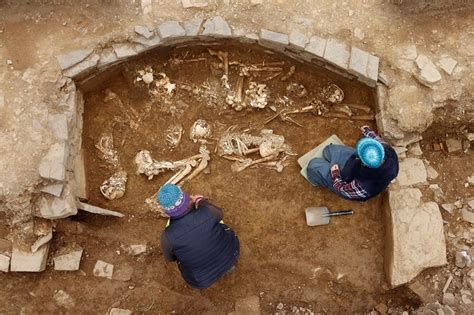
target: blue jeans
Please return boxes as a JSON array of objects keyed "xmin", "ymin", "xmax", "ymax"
[{"xmin": 307, "ymin": 145, "xmax": 355, "ymax": 193}]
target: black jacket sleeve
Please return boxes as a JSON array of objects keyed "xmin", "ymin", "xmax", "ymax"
[
  {"xmin": 160, "ymin": 231, "xmax": 176, "ymax": 262},
  {"xmin": 198, "ymin": 200, "xmax": 224, "ymax": 221}
]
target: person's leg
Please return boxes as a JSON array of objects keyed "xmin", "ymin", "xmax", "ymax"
[
  {"xmin": 307, "ymin": 158, "xmax": 334, "ymax": 190},
  {"xmin": 323, "ymin": 145, "xmax": 356, "ymax": 166}
]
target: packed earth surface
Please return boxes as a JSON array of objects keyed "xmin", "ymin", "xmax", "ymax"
[{"xmin": 0, "ymin": 1, "xmax": 473, "ymax": 314}]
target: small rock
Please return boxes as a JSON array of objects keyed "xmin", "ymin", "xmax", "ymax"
[
  {"xmin": 202, "ymin": 16, "xmax": 231, "ymax": 37},
  {"xmin": 462, "ymin": 208, "xmax": 474, "ymax": 224},
  {"xmin": 181, "ymin": 0, "xmax": 208, "ymax": 8},
  {"xmin": 454, "ymin": 200, "xmax": 463, "ymax": 209},
  {"xmin": 31, "ymin": 231, "xmax": 53, "ymax": 253},
  {"xmin": 142, "ymin": 72, "xmax": 153, "ymax": 84},
  {"xmin": 93, "ymin": 260, "xmax": 114, "ymax": 279},
  {"xmin": 54, "ymin": 290, "xmax": 75, "ymax": 309},
  {"xmin": 409, "ymin": 281, "xmax": 435, "ymax": 303},
  {"xmin": 455, "ymin": 250, "xmax": 471, "ymax": 268},
  {"xmin": 354, "ymin": 27, "xmax": 365, "ymax": 40},
  {"xmin": 408, "ymin": 142, "xmax": 423, "ymax": 156},
  {"xmin": 442, "ymin": 305, "xmax": 455, "ymax": 315},
  {"xmin": 53, "ymin": 249, "xmax": 83, "ymax": 271},
  {"xmin": 441, "ymin": 204, "xmax": 455, "ymax": 215},
  {"xmin": 415, "ymin": 54, "xmax": 442, "ymax": 86},
  {"xmin": 109, "ymin": 308, "xmax": 132, "ymax": 315},
  {"xmin": 445, "ymin": 138, "xmax": 462, "ymax": 153},
  {"xmin": 129, "ymin": 244, "xmax": 147, "ymax": 256},
  {"xmin": 427, "ymin": 165, "xmax": 439, "ymax": 180},
  {"xmin": 468, "ymin": 199, "xmax": 474, "ymax": 210},
  {"xmin": 6, "ymin": 59, "xmax": 13, "ymax": 65},
  {"xmin": 57, "ymin": 49, "xmax": 93, "ymax": 70},
  {"xmin": 134, "ymin": 25, "xmax": 153, "ymax": 39},
  {"xmin": 276, "ymin": 302, "xmax": 284, "ymax": 310},
  {"xmin": 374, "ymin": 302, "xmax": 388, "ymax": 315},
  {"xmin": 461, "ymin": 292, "xmax": 472, "ymax": 305},
  {"xmin": 442, "ymin": 292, "xmax": 455, "ymax": 306},
  {"xmin": 438, "ymin": 57, "xmax": 457, "ymax": 75},
  {"xmin": 467, "ymin": 133, "xmax": 474, "ymax": 141},
  {"xmin": 429, "ymin": 184, "xmax": 445, "ymax": 203}
]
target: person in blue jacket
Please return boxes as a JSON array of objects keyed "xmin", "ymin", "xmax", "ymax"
[
  {"xmin": 157, "ymin": 183, "xmax": 240, "ymax": 289},
  {"xmin": 307, "ymin": 126, "xmax": 399, "ymax": 201}
]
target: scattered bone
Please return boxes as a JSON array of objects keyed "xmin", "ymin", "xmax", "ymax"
[
  {"xmin": 152, "ymin": 73, "xmax": 176, "ymax": 96},
  {"xmin": 332, "ymin": 105, "xmax": 352, "ymax": 117},
  {"xmin": 231, "ymin": 153, "xmax": 279, "ymax": 172},
  {"xmin": 100, "ymin": 171, "xmax": 127, "ymax": 200},
  {"xmin": 337, "ymin": 103, "xmax": 372, "ymax": 114},
  {"xmin": 245, "ymin": 82, "xmax": 269, "ymax": 109},
  {"xmin": 321, "ymin": 84, "xmax": 344, "ymax": 104},
  {"xmin": 169, "ymin": 57, "xmax": 206, "ymax": 67},
  {"xmin": 105, "ymin": 90, "xmax": 143, "ymax": 131},
  {"xmin": 183, "ymin": 145, "xmax": 211, "ymax": 183},
  {"xmin": 325, "ymin": 112, "xmax": 375, "ymax": 121},
  {"xmin": 264, "ymin": 107, "xmax": 304, "ymax": 127},
  {"xmin": 281, "ymin": 66, "xmax": 295, "ymax": 81},
  {"xmin": 136, "ymin": 66, "xmax": 154, "ymax": 84},
  {"xmin": 95, "ymin": 134, "xmax": 120, "ymax": 167},
  {"xmin": 286, "ymin": 82, "xmax": 307, "ymax": 98},
  {"xmin": 208, "ymin": 49, "xmax": 229, "ymax": 89},
  {"xmin": 135, "ymin": 146, "xmax": 210, "ymax": 183},
  {"xmin": 165, "ymin": 124, "xmax": 184, "ymax": 150},
  {"xmin": 189, "ymin": 119, "xmax": 212, "ymax": 143},
  {"xmin": 226, "ymin": 76, "xmax": 245, "ymax": 111}
]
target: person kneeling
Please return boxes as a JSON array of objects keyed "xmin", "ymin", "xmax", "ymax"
[{"xmin": 157, "ymin": 183, "xmax": 240, "ymax": 289}]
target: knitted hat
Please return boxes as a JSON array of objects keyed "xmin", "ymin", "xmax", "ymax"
[
  {"xmin": 356, "ymin": 138, "xmax": 385, "ymax": 168},
  {"xmin": 157, "ymin": 183, "xmax": 190, "ymax": 218}
]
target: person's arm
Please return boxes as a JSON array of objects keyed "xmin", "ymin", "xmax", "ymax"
[
  {"xmin": 360, "ymin": 125, "xmax": 388, "ymax": 145},
  {"xmin": 196, "ymin": 199, "xmax": 224, "ymax": 221},
  {"xmin": 160, "ymin": 232, "xmax": 176, "ymax": 262},
  {"xmin": 330, "ymin": 165, "xmax": 368, "ymax": 200}
]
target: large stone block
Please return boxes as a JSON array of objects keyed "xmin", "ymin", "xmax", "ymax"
[
  {"xmin": 64, "ymin": 54, "xmax": 100, "ymax": 78},
  {"xmin": 183, "ymin": 17, "xmax": 203, "ymax": 36},
  {"xmin": 157, "ymin": 21, "xmax": 186, "ymax": 39},
  {"xmin": 396, "ymin": 158, "xmax": 427, "ymax": 187},
  {"xmin": 38, "ymin": 142, "xmax": 69, "ymax": 181},
  {"xmin": 10, "ymin": 244, "xmax": 50, "ymax": 272},
  {"xmin": 202, "ymin": 16, "xmax": 231, "ymax": 37},
  {"xmin": 36, "ymin": 187, "xmax": 78, "ymax": 219},
  {"xmin": 348, "ymin": 47, "xmax": 379, "ymax": 87},
  {"xmin": 305, "ymin": 35, "xmax": 326, "ymax": 58},
  {"xmin": 323, "ymin": 39, "xmax": 350, "ymax": 69},
  {"xmin": 57, "ymin": 49, "xmax": 93, "ymax": 70},
  {"xmin": 259, "ymin": 29, "xmax": 289, "ymax": 46},
  {"xmin": 384, "ymin": 188, "xmax": 447, "ymax": 287}
]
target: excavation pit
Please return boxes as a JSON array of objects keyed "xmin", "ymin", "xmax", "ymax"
[{"xmin": 73, "ymin": 41, "xmax": 417, "ymax": 312}]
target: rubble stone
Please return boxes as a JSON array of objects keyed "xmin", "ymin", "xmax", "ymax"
[
  {"xmin": 442, "ymin": 292, "xmax": 455, "ymax": 306},
  {"xmin": 37, "ymin": 189, "xmax": 77, "ymax": 219},
  {"xmin": 77, "ymin": 201, "xmax": 125, "ymax": 217},
  {"xmin": 38, "ymin": 142, "xmax": 69, "ymax": 181},
  {"xmin": 183, "ymin": 17, "xmax": 203, "ymax": 36},
  {"xmin": 384, "ymin": 188, "xmax": 447, "ymax": 287},
  {"xmin": 109, "ymin": 308, "xmax": 132, "ymax": 315},
  {"xmin": 407, "ymin": 142, "xmax": 423, "ymax": 156},
  {"xmin": 181, "ymin": 0, "xmax": 208, "ymax": 8},
  {"xmin": 10, "ymin": 244, "xmax": 49, "ymax": 272},
  {"xmin": 202, "ymin": 16, "xmax": 231, "ymax": 37},
  {"xmin": 438, "ymin": 57, "xmax": 457, "ymax": 75},
  {"xmin": 426, "ymin": 165, "xmax": 439, "ymax": 180},
  {"xmin": 98, "ymin": 49, "xmax": 119, "ymax": 67},
  {"xmin": 396, "ymin": 158, "xmax": 427, "ymax": 186},
  {"xmin": 455, "ymin": 250, "xmax": 471, "ymax": 268},
  {"xmin": 31, "ymin": 231, "xmax": 53, "ymax": 253},
  {"xmin": 48, "ymin": 114, "xmax": 69, "ymax": 141},
  {"xmin": 409, "ymin": 281, "xmax": 435, "ymax": 303},
  {"xmin": 233, "ymin": 295, "xmax": 261, "ymax": 315},
  {"xmin": 54, "ymin": 290, "xmax": 75, "ymax": 309},
  {"xmin": 445, "ymin": 138, "xmax": 462, "ymax": 152},
  {"xmin": 323, "ymin": 39, "xmax": 350, "ymax": 69},
  {"xmin": 57, "ymin": 49, "xmax": 93, "ymax": 70},
  {"xmin": 260, "ymin": 29, "xmax": 289, "ymax": 45},
  {"xmin": 130, "ymin": 244, "xmax": 147, "ymax": 256},
  {"xmin": 41, "ymin": 183, "xmax": 64, "ymax": 197},
  {"xmin": 113, "ymin": 43, "xmax": 145, "ymax": 59},
  {"xmin": 305, "ymin": 36, "xmax": 326, "ymax": 57},
  {"xmin": 53, "ymin": 249, "xmax": 83, "ymax": 271},
  {"xmin": 157, "ymin": 21, "xmax": 186, "ymax": 39},
  {"xmin": 93, "ymin": 260, "xmax": 114, "ymax": 279},
  {"xmin": 289, "ymin": 30, "xmax": 309, "ymax": 49},
  {"xmin": 64, "ymin": 54, "xmax": 100, "ymax": 77},
  {"xmin": 441, "ymin": 204, "xmax": 455, "ymax": 214},
  {"xmin": 415, "ymin": 54, "xmax": 442, "ymax": 86},
  {"xmin": 0, "ymin": 239, "xmax": 12, "ymax": 272},
  {"xmin": 134, "ymin": 25, "xmax": 153, "ymax": 39}
]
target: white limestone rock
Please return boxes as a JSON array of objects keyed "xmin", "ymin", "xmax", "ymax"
[
  {"xmin": 37, "ymin": 189, "xmax": 77, "ymax": 219},
  {"xmin": 438, "ymin": 57, "xmax": 457, "ymax": 75},
  {"xmin": 396, "ymin": 158, "xmax": 427, "ymax": 186},
  {"xmin": 415, "ymin": 54, "xmax": 442, "ymax": 86},
  {"xmin": 426, "ymin": 165, "xmax": 439, "ymax": 180},
  {"xmin": 93, "ymin": 260, "xmax": 114, "ymax": 279},
  {"xmin": 38, "ymin": 142, "xmax": 69, "ymax": 181},
  {"xmin": 384, "ymin": 188, "xmax": 447, "ymax": 287},
  {"xmin": 10, "ymin": 244, "xmax": 50, "ymax": 272},
  {"xmin": 53, "ymin": 249, "xmax": 83, "ymax": 271},
  {"xmin": 76, "ymin": 201, "xmax": 124, "ymax": 218},
  {"xmin": 57, "ymin": 49, "xmax": 93, "ymax": 70}
]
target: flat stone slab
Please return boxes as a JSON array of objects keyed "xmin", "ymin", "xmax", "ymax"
[
  {"xmin": 157, "ymin": 21, "xmax": 186, "ymax": 39},
  {"xmin": 64, "ymin": 54, "xmax": 100, "ymax": 77},
  {"xmin": 438, "ymin": 56, "xmax": 457, "ymax": 75},
  {"xmin": 0, "ymin": 239, "xmax": 12, "ymax": 272},
  {"xmin": 40, "ymin": 183, "xmax": 64, "ymax": 197},
  {"xmin": 129, "ymin": 244, "xmax": 147, "ymax": 256},
  {"xmin": 323, "ymin": 39, "xmax": 350, "ymax": 69},
  {"xmin": 54, "ymin": 249, "xmax": 83, "ymax": 271},
  {"xmin": 415, "ymin": 54, "xmax": 442, "ymax": 86},
  {"xmin": 384, "ymin": 188, "xmax": 447, "ymax": 287},
  {"xmin": 38, "ymin": 142, "xmax": 69, "ymax": 182},
  {"xmin": 48, "ymin": 113, "xmax": 69, "ymax": 141},
  {"xmin": 10, "ymin": 244, "xmax": 50, "ymax": 272},
  {"xmin": 202, "ymin": 16, "xmax": 231, "ymax": 37},
  {"xmin": 112, "ymin": 43, "xmax": 145, "ymax": 59},
  {"xmin": 134, "ymin": 25, "xmax": 154, "ymax": 39},
  {"xmin": 93, "ymin": 260, "xmax": 114, "ymax": 279},
  {"xmin": 77, "ymin": 201, "xmax": 125, "ymax": 217},
  {"xmin": 183, "ymin": 17, "xmax": 203, "ymax": 36},
  {"xmin": 396, "ymin": 158, "xmax": 427, "ymax": 186},
  {"xmin": 289, "ymin": 30, "xmax": 309, "ymax": 49},
  {"xmin": 57, "ymin": 49, "xmax": 93, "ymax": 70},
  {"xmin": 305, "ymin": 36, "xmax": 326, "ymax": 58},
  {"xmin": 37, "ymin": 190, "xmax": 77, "ymax": 219},
  {"xmin": 260, "ymin": 29, "xmax": 289, "ymax": 45},
  {"xmin": 73, "ymin": 149, "xmax": 88, "ymax": 200}
]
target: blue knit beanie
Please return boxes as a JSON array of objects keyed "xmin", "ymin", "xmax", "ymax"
[
  {"xmin": 157, "ymin": 183, "xmax": 190, "ymax": 218},
  {"xmin": 356, "ymin": 138, "xmax": 385, "ymax": 168}
]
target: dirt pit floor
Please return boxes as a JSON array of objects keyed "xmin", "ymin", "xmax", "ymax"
[{"xmin": 1, "ymin": 43, "xmax": 419, "ymax": 314}]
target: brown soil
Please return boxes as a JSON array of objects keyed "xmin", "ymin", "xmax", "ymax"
[{"xmin": 1, "ymin": 42, "xmax": 419, "ymax": 314}]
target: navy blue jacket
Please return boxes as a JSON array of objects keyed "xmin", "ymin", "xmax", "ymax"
[{"xmin": 162, "ymin": 200, "xmax": 240, "ymax": 289}]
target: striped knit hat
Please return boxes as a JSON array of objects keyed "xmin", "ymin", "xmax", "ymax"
[
  {"xmin": 356, "ymin": 138, "xmax": 385, "ymax": 168},
  {"xmin": 157, "ymin": 183, "xmax": 190, "ymax": 218}
]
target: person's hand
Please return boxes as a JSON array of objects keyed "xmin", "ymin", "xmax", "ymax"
[{"xmin": 330, "ymin": 164, "xmax": 339, "ymax": 172}]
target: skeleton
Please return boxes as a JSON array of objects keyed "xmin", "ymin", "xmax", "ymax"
[
  {"xmin": 244, "ymin": 82, "xmax": 269, "ymax": 109},
  {"xmin": 189, "ymin": 119, "xmax": 212, "ymax": 143},
  {"xmin": 225, "ymin": 76, "xmax": 245, "ymax": 111},
  {"xmin": 165, "ymin": 124, "xmax": 183, "ymax": 150},
  {"xmin": 95, "ymin": 134, "xmax": 120, "ymax": 166},
  {"xmin": 134, "ymin": 146, "xmax": 210, "ymax": 184},
  {"xmin": 286, "ymin": 82, "xmax": 308, "ymax": 98},
  {"xmin": 152, "ymin": 73, "xmax": 176, "ymax": 96},
  {"xmin": 218, "ymin": 129, "xmax": 295, "ymax": 172},
  {"xmin": 321, "ymin": 84, "xmax": 344, "ymax": 104},
  {"xmin": 208, "ymin": 49, "xmax": 230, "ymax": 90},
  {"xmin": 100, "ymin": 171, "xmax": 127, "ymax": 200}
]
